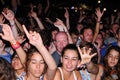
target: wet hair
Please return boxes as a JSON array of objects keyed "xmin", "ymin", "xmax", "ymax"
[
  {"xmin": 103, "ymin": 45, "xmax": 120, "ymax": 79},
  {"xmin": 61, "ymin": 44, "xmax": 81, "ymax": 60},
  {"xmin": 0, "ymin": 57, "xmax": 16, "ymax": 80},
  {"xmin": 79, "ymin": 41, "xmax": 98, "ymax": 64}
]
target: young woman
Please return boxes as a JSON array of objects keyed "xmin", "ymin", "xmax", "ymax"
[
  {"xmin": 54, "ymin": 43, "xmax": 97, "ymax": 80},
  {"xmin": 58, "ymin": 44, "xmax": 82, "ymax": 80},
  {"xmin": 0, "ymin": 24, "xmax": 57, "ymax": 80},
  {"xmin": 96, "ymin": 45, "xmax": 120, "ymax": 80}
]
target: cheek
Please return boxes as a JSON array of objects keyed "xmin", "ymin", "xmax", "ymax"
[{"xmin": 115, "ymin": 59, "xmax": 119, "ymax": 64}]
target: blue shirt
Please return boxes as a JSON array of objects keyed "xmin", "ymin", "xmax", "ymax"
[{"xmin": 52, "ymin": 51, "xmax": 61, "ymax": 66}]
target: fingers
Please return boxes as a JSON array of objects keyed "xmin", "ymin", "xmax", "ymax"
[
  {"xmin": 77, "ymin": 46, "xmax": 82, "ymax": 56},
  {"xmin": 22, "ymin": 25, "xmax": 30, "ymax": 39},
  {"xmin": 91, "ymin": 53, "xmax": 97, "ymax": 58},
  {"xmin": 2, "ymin": 12, "xmax": 7, "ymax": 18},
  {"xmin": 87, "ymin": 48, "xmax": 92, "ymax": 54}
]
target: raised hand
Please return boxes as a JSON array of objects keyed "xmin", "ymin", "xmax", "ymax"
[
  {"xmin": 2, "ymin": 9, "xmax": 15, "ymax": 21},
  {"xmin": 54, "ymin": 18, "xmax": 67, "ymax": 32},
  {"xmin": 95, "ymin": 7, "xmax": 104, "ymax": 20},
  {"xmin": 77, "ymin": 47, "xmax": 97, "ymax": 67},
  {"xmin": 30, "ymin": 11, "xmax": 37, "ymax": 19},
  {"xmin": 64, "ymin": 8, "xmax": 69, "ymax": 18},
  {"xmin": 22, "ymin": 25, "xmax": 43, "ymax": 46},
  {"xmin": 0, "ymin": 24, "xmax": 15, "ymax": 42}
]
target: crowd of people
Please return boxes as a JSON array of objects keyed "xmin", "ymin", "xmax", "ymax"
[{"xmin": 0, "ymin": 0, "xmax": 120, "ymax": 80}]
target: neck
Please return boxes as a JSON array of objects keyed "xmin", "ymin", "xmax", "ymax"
[
  {"xmin": 26, "ymin": 74, "xmax": 40, "ymax": 80},
  {"xmin": 62, "ymin": 67, "xmax": 73, "ymax": 77},
  {"xmin": 16, "ymin": 68, "xmax": 25, "ymax": 76}
]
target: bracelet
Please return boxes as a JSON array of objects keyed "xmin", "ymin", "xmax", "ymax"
[
  {"xmin": 11, "ymin": 41, "xmax": 20, "ymax": 49},
  {"xmin": 96, "ymin": 21, "xmax": 102, "ymax": 23}
]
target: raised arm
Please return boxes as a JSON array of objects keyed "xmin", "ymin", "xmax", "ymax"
[
  {"xmin": 92, "ymin": 7, "xmax": 104, "ymax": 44},
  {"xmin": 0, "ymin": 24, "xmax": 26, "ymax": 66},
  {"xmin": 54, "ymin": 18, "xmax": 73, "ymax": 44},
  {"xmin": 31, "ymin": 11, "xmax": 45, "ymax": 30},
  {"xmin": 14, "ymin": 18, "xmax": 24, "ymax": 33},
  {"xmin": 23, "ymin": 25, "xmax": 56, "ymax": 80},
  {"xmin": 64, "ymin": 8, "xmax": 70, "ymax": 30},
  {"xmin": 2, "ymin": 8, "xmax": 19, "ymax": 38}
]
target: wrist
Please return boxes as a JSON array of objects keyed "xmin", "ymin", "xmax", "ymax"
[
  {"xmin": 11, "ymin": 41, "xmax": 20, "ymax": 49},
  {"xmin": 10, "ymin": 21, "xmax": 15, "ymax": 27}
]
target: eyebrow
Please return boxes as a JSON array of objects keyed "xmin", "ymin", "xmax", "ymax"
[
  {"xmin": 30, "ymin": 59, "xmax": 44, "ymax": 61},
  {"xmin": 63, "ymin": 55, "xmax": 78, "ymax": 59}
]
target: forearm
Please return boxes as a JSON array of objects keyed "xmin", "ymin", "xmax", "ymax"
[
  {"xmin": 10, "ymin": 21, "xmax": 19, "ymax": 38},
  {"xmin": 34, "ymin": 17, "xmax": 45, "ymax": 30},
  {"xmin": 14, "ymin": 18, "xmax": 24, "ymax": 33},
  {"xmin": 10, "ymin": 39, "xmax": 26, "ymax": 66},
  {"xmin": 66, "ymin": 17, "xmax": 70, "ymax": 30},
  {"xmin": 92, "ymin": 18, "xmax": 101, "ymax": 43},
  {"xmin": 36, "ymin": 45, "xmax": 57, "ymax": 70}
]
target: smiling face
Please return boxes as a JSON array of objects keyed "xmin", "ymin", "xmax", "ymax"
[
  {"xmin": 83, "ymin": 29, "xmax": 93, "ymax": 43},
  {"xmin": 61, "ymin": 49, "xmax": 79, "ymax": 72},
  {"xmin": 27, "ymin": 52, "xmax": 45, "ymax": 78},
  {"xmin": 107, "ymin": 49, "xmax": 119, "ymax": 68},
  {"xmin": 55, "ymin": 32, "xmax": 68, "ymax": 53}
]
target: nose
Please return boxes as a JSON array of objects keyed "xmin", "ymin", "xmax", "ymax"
[
  {"xmin": 68, "ymin": 59, "xmax": 72, "ymax": 64},
  {"xmin": 36, "ymin": 63, "xmax": 40, "ymax": 68},
  {"xmin": 112, "ymin": 57, "xmax": 116, "ymax": 61}
]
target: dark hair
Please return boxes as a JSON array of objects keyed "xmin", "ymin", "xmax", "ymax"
[
  {"xmin": 26, "ymin": 46, "xmax": 46, "ymax": 74},
  {"xmin": 116, "ymin": 28, "xmax": 120, "ymax": 34},
  {"xmin": 61, "ymin": 44, "xmax": 81, "ymax": 60},
  {"xmin": 80, "ymin": 26, "xmax": 94, "ymax": 35},
  {"xmin": 79, "ymin": 41, "xmax": 98, "ymax": 64},
  {"xmin": 0, "ymin": 57, "xmax": 16, "ymax": 80},
  {"xmin": 103, "ymin": 45, "xmax": 120, "ymax": 79},
  {"xmin": 69, "ymin": 28, "xmax": 79, "ymax": 36}
]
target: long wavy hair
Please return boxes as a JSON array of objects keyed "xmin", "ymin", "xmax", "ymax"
[
  {"xmin": 103, "ymin": 45, "xmax": 120, "ymax": 80},
  {"xmin": 0, "ymin": 57, "xmax": 16, "ymax": 80}
]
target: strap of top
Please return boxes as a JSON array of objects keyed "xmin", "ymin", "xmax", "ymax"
[
  {"xmin": 73, "ymin": 71, "xmax": 77, "ymax": 80},
  {"xmin": 80, "ymin": 70, "xmax": 91, "ymax": 80},
  {"xmin": 58, "ymin": 67, "xmax": 78, "ymax": 80},
  {"xmin": 58, "ymin": 67, "xmax": 64, "ymax": 80}
]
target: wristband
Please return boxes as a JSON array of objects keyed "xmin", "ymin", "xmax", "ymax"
[
  {"xmin": 96, "ymin": 21, "xmax": 102, "ymax": 23},
  {"xmin": 11, "ymin": 41, "xmax": 20, "ymax": 49}
]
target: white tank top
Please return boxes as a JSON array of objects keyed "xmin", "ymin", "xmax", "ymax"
[{"xmin": 58, "ymin": 67, "xmax": 77, "ymax": 80}]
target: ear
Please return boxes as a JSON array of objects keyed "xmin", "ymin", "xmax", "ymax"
[{"xmin": 54, "ymin": 40, "xmax": 57, "ymax": 46}]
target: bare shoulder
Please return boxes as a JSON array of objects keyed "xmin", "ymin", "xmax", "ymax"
[
  {"xmin": 95, "ymin": 64, "xmax": 104, "ymax": 80},
  {"xmin": 75, "ymin": 70, "xmax": 82, "ymax": 80},
  {"xmin": 54, "ymin": 69, "xmax": 62, "ymax": 80},
  {"xmin": 98, "ymin": 64, "xmax": 104, "ymax": 71}
]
